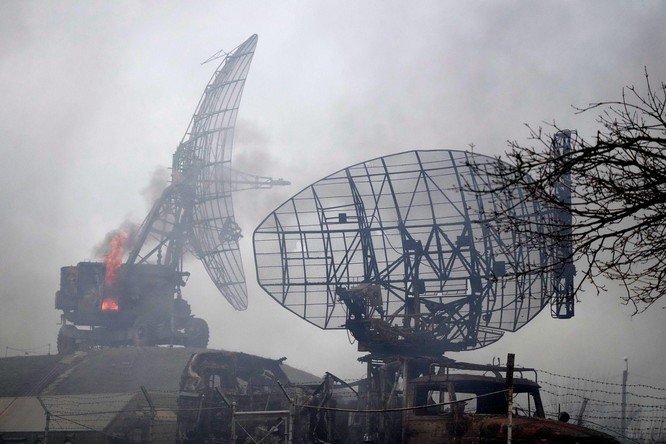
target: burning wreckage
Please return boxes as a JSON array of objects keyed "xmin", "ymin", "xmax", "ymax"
[
  {"xmin": 173, "ymin": 351, "xmax": 619, "ymax": 444},
  {"xmin": 55, "ymin": 256, "xmax": 206, "ymax": 352}
]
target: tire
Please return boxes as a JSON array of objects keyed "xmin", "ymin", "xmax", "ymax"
[
  {"xmin": 57, "ymin": 325, "xmax": 79, "ymax": 355},
  {"xmin": 132, "ymin": 315, "xmax": 157, "ymax": 347},
  {"xmin": 184, "ymin": 317, "xmax": 209, "ymax": 348}
]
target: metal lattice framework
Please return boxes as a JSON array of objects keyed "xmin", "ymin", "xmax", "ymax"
[
  {"xmin": 127, "ymin": 34, "xmax": 259, "ymax": 310},
  {"xmin": 254, "ymin": 150, "xmax": 564, "ymax": 354}
]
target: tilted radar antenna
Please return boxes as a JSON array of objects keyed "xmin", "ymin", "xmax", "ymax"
[
  {"xmin": 56, "ymin": 34, "xmax": 289, "ymax": 353},
  {"xmin": 128, "ymin": 34, "xmax": 259, "ymax": 308},
  {"xmin": 253, "ymin": 149, "xmax": 572, "ymax": 357}
]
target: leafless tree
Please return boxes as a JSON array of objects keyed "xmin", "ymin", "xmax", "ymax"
[{"xmin": 472, "ymin": 70, "xmax": 666, "ymax": 313}]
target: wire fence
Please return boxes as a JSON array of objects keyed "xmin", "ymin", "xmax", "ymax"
[
  {"xmin": 2, "ymin": 368, "xmax": 664, "ymax": 443},
  {"xmin": 4, "ymin": 344, "xmax": 52, "ymax": 357},
  {"xmin": 537, "ymin": 369, "xmax": 666, "ymax": 443}
]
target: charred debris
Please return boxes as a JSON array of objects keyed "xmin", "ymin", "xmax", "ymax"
[
  {"xmin": 175, "ymin": 351, "xmax": 619, "ymax": 444},
  {"xmin": 0, "ymin": 348, "xmax": 623, "ymax": 444}
]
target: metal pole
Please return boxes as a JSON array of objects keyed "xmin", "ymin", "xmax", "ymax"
[
  {"xmin": 288, "ymin": 406, "xmax": 294, "ymax": 444},
  {"xmin": 506, "ymin": 353, "xmax": 515, "ymax": 444},
  {"xmin": 365, "ymin": 360, "xmax": 372, "ymax": 441},
  {"xmin": 44, "ymin": 411, "xmax": 50, "ymax": 444},
  {"xmin": 37, "ymin": 397, "xmax": 50, "ymax": 444},
  {"xmin": 576, "ymin": 398, "xmax": 589, "ymax": 426},
  {"xmin": 140, "ymin": 386, "xmax": 157, "ymax": 444},
  {"xmin": 621, "ymin": 357, "xmax": 628, "ymax": 440},
  {"xmin": 231, "ymin": 402, "xmax": 237, "ymax": 442}
]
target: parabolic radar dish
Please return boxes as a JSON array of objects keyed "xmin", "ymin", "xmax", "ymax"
[
  {"xmin": 253, "ymin": 150, "xmax": 565, "ymax": 355},
  {"xmin": 128, "ymin": 34, "xmax": 259, "ymax": 311}
]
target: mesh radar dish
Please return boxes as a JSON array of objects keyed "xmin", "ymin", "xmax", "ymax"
[
  {"xmin": 128, "ymin": 34, "xmax": 260, "ymax": 310},
  {"xmin": 253, "ymin": 150, "xmax": 566, "ymax": 356}
]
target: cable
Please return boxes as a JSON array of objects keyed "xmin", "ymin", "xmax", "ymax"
[{"xmin": 293, "ymin": 389, "xmax": 508, "ymax": 414}]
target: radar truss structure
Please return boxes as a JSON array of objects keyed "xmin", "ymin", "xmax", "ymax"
[
  {"xmin": 127, "ymin": 34, "xmax": 268, "ymax": 311},
  {"xmin": 253, "ymin": 150, "xmax": 568, "ymax": 355},
  {"xmin": 549, "ymin": 131, "xmax": 575, "ymax": 319}
]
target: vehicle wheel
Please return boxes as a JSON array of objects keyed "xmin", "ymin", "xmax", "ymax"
[
  {"xmin": 184, "ymin": 318, "xmax": 209, "ymax": 348},
  {"xmin": 132, "ymin": 315, "xmax": 157, "ymax": 347},
  {"xmin": 57, "ymin": 325, "xmax": 78, "ymax": 355},
  {"xmin": 173, "ymin": 297, "xmax": 192, "ymax": 318}
]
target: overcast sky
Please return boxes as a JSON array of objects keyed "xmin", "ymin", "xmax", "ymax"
[{"xmin": 1, "ymin": 1, "xmax": 664, "ymax": 386}]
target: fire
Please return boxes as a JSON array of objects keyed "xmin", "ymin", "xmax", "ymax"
[
  {"xmin": 101, "ymin": 297, "xmax": 119, "ymax": 311},
  {"xmin": 104, "ymin": 231, "xmax": 128, "ymax": 287}
]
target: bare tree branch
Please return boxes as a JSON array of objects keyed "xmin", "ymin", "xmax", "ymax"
[{"xmin": 469, "ymin": 70, "xmax": 666, "ymax": 314}]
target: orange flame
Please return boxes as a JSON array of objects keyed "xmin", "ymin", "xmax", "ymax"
[
  {"xmin": 101, "ymin": 297, "xmax": 119, "ymax": 311},
  {"xmin": 104, "ymin": 231, "xmax": 128, "ymax": 288}
]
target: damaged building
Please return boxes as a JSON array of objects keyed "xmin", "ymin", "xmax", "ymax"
[{"xmin": 0, "ymin": 347, "xmax": 319, "ymax": 443}]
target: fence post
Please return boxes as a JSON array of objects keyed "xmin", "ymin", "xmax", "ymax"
[
  {"xmin": 140, "ymin": 386, "xmax": 157, "ymax": 444},
  {"xmin": 37, "ymin": 397, "xmax": 50, "ymax": 444},
  {"xmin": 621, "ymin": 357, "xmax": 628, "ymax": 440},
  {"xmin": 505, "ymin": 353, "xmax": 515, "ymax": 444}
]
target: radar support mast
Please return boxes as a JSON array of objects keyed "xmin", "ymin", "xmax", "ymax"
[{"xmin": 550, "ymin": 130, "xmax": 575, "ymax": 319}]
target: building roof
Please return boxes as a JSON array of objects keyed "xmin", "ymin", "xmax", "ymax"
[{"xmin": 0, "ymin": 347, "xmax": 321, "ymax": 397}]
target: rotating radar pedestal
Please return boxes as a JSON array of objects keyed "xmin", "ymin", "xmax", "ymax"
[{"xmin": 253, "ymin": 149, "xmax": 572, "ymax": 357}]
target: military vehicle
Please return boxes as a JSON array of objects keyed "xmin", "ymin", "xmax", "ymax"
[
  {"xmin": 55, "ymin": 262, "xmax": 205, "ymax": 353},
  {"xmin": 401, "ymin": 359, "xmax": 618, "ymax": 444}
]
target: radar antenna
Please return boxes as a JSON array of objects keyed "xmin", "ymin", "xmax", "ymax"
[
  {"xmin": 128, "ymin": 34, "xmax": 277, "ymax": 310},
  {"xmin": 55, "ymin": 34, "xmax": 289, "ymax": 353},
  {"xmin": 253, "ymin": 150, "xmax": 569, "ymax": 357}
]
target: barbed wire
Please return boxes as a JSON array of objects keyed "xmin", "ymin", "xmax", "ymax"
[
  {"xmin": 539, "ymin": 379, "xmax": 666, "ymax": 401},
  {"xmin": 33, "ymin": 382, "xmax": 666, "ymax": 413},
  {"xmin": 576, "ymin": 413, "xmax": 666, "ymax": 422},
  {"xmin": 537, "ymin": 369, "xmax": 666, "ymax": 392},
  {"xmin": 3, "ymin": 344, "xmax": 52, "ymax": 357},
  {"xmin": 562, "ymin": 406, "xmax": 666, "ymax": 414},
  {"xmin": 540, "ymin": 388, "xmax": 666, "ymax": 410}
]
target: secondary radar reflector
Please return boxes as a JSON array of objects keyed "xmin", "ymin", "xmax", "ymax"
[{"xmin": 128, "ymin": 34, "xmax": 259, "ymax": 310}]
